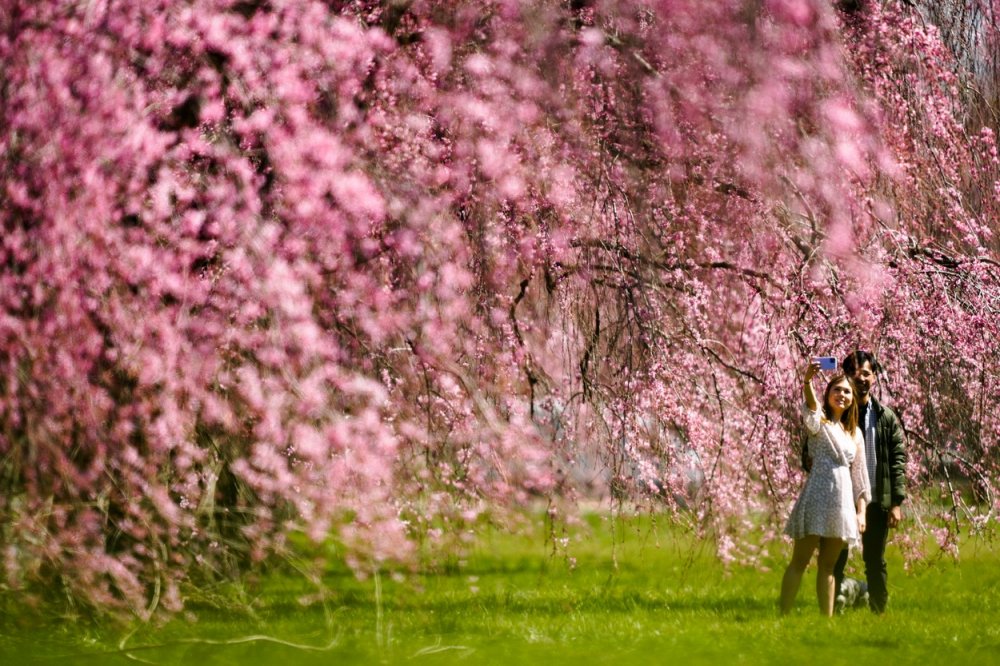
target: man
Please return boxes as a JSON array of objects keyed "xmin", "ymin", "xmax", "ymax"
[{"xmin": 803, "ymin": 350, "xmax": 907, "ymax": 613}]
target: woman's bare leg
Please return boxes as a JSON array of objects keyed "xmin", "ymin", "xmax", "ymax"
[
  {"xmin": 780, "ymin": 535, "xmax": 819, "ymax": 614},
  {"xmin": 816, "ymin": 537, "xmax": 846, "ymax": 616}
]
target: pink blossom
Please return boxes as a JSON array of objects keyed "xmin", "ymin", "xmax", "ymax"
[{"xmin": 2, "ymin": 0, "xmax": 998, "ymax": 618}]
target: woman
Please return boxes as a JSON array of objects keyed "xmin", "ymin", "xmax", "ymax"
[{"xmin": 780, "ymin": 361, "xmax": 871, "ymax": 616}]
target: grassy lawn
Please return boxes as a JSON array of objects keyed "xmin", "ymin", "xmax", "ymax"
[{"xmin": 2, "ymin": 512, "xmax": 998, "ymax": 665}]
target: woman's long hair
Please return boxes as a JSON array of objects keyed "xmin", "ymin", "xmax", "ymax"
[{"xmin": 822, "ymin": 373, "xmax": 859, "ymax": 434}]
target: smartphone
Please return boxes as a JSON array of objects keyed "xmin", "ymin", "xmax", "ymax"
[{"xmin": 814, "ymin": 356, "xmax": 838, "ymax": 371}]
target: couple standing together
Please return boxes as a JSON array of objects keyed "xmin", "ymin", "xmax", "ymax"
[{"xmin": 780, "ymin": 350, "xmax": 907, "ymax": 616}]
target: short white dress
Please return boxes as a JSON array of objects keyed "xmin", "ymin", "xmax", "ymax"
[{"xmin": 784, "ymin": 404, "xmax": 872, "ymax": 545}]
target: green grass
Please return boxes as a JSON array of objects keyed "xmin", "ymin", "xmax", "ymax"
[{"xmin": 3, "ymin": 513, "xmax": 999, "ymax": 665}]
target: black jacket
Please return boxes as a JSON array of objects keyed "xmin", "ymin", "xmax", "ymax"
[{"xmin": 866, "ymin": 396, "xmax": 907, "ymax": 508}]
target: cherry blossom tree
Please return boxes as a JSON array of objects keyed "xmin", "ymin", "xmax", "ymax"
[{"xmin": 1, "ymin": 0, "xmax": 997, "ymax": 616}]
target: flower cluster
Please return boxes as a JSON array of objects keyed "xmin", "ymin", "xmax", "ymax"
[{"xmin": 1, "ymin": 0, "xmax": 997, "ymax": 615}]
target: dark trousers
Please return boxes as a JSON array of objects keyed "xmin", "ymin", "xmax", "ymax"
[{"xmin": 833, "ymin": 503, "xmax": 891, "ymax": 613}]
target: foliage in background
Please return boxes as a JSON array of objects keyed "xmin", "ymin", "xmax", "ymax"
[{"xmin": 1, "ymin": 0, "xmax": 998, "ymax": 616}]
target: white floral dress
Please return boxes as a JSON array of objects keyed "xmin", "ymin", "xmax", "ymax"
[{"xmin": 784, "ymin": 404, "xmax": 872, "ymax": 545}]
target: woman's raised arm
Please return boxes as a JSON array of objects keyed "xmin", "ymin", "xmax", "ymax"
[{"xmin": 803, "ymin": 361, "xmax": 820, "ymax": 411}]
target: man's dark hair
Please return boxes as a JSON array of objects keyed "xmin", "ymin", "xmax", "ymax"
[{"xmin": 842, "ymin": 350, "xmax": 881, "ymax": 375}]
